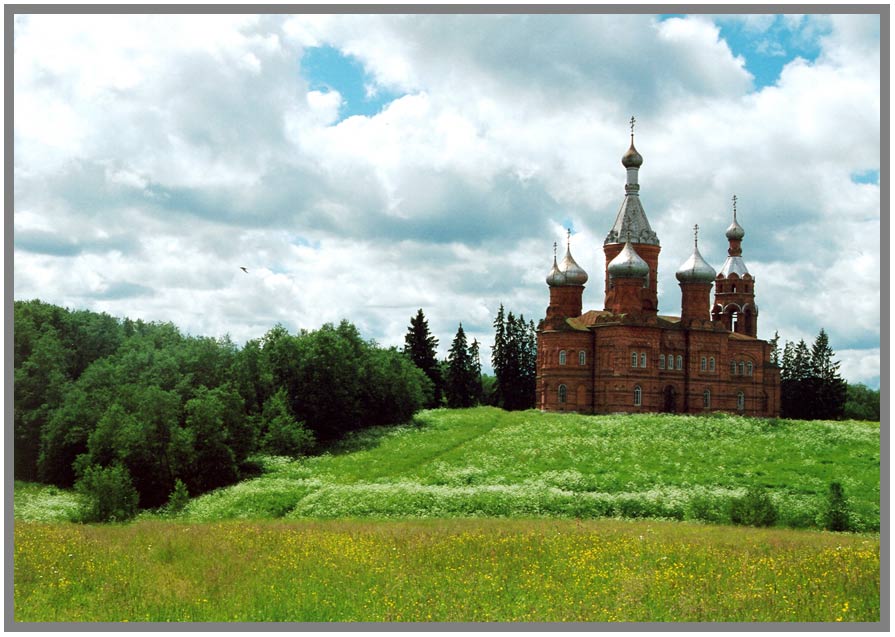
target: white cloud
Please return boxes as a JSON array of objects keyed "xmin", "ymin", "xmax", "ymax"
[{"xmin": 12, "ymin": 12, "xmax": 880, "ymax": 386}]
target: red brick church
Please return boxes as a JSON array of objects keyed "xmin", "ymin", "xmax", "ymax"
[{"xmin": 536, "ymin": 123, "xmax": 781, "ymax": 416}]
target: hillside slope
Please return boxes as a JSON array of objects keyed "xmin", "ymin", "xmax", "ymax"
[{"xmin": 175, "ymin": 408, "xmax": 879, "ymax": 530}]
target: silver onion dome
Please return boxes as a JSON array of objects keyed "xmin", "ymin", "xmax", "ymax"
[
  {"xmin": 608, "ymin": 239, "xmax": 649, "ymax": 278},
  {"xmin": 546, "ymin": 252, "xmax": 564, "ymax": 287},
  {"xmin": 559, "ymin": 244, "xmax": 589, "ymax": 285},
  {"xmin": 726, "ymin": 195, "xmax": 745, "ymax": 240},
  {"xmin": 621, "ymin": 139, "xmax": 643, "ymax": 168},
  {"xmin": 676, "ymin": 245, "xmax": 716, "ymax": 283},
  {"xmin": 726, "ymin": 218, "xmax": 745, "ymax": 241}
]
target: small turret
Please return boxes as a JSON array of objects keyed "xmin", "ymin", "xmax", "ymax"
[
  {"xmin": 677, "ymin": 225, "xmax": 716, "ymax": 323},
  {"xmin": 713, "ymin": 195, "xmax": 758, "ymax": 336},
  {"xmin": 544, "ymin": 231, "xmax": 587, "ymax": 325}
]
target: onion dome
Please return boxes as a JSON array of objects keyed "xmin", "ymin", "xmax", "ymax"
[
  {"xmin": 726, "ymin": 217, "xmax": 745, "ymax": 241},
  {"xmin": 546, "ymin": 244, "xmax": 564, "ymax": 287},
  {"xmin": 726, "ymin": 195, "xmax": 745, "ymax": 240},
  {"xmin": 676, "ymin": 227, "xmax": 716, "ymax": 283},
  {"xmin": 559, "ymin": 242, "xmax": 588, "ymax": 285},
  {"xmin": 621, "ymin": 138, "xmax": 643, "ymax": 168},
  {"xmin": 608, "ymin": 238, "xmax": 649, "ymax": 279}
]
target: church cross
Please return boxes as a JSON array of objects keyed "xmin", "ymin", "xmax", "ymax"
[
  {"xmin": 630, "ymin": 115, "xmax": 636, "ymax": 135},
  {"xmin": 732, "ymin": 194, "xmax": 738, "ymax": 220}
]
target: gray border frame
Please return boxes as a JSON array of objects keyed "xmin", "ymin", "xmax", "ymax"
[{"xmin": 5, "ymin": 3, "xmax": 889, "ymax": 632}]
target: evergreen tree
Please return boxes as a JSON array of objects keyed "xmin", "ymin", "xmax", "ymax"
[
  {"xmin": 494, "ymin": 310, "xmax": 537, "ymax": 411},
  {"xmin": 491, "ymin": 304, "xmax": 507, "ymax": 406},
  {"xmin": 810, "ymin": 328, "xmax": 847, "ymax": 420},
  {"xmin": 469, "ymin": 338, "xmax": 483, "ymax": 405},
  {"xmin": 403, "ymin": 309, "xmax": 443, "ymax": 407},
  {"xmin": 768, "ymin": 331, "xmax": 781, "ymax": 367},
  {"xmin": 779, "ymin": 329, "xmax": 847, "ymax": 420},
  {"xmin": 445, "ymin": 323, "xmax": 478, "ymax": 408}
]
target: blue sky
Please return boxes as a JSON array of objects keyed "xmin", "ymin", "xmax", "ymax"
[
  {"xmin": 301, "ymin": 44, "xmax": 403, "ymax": 120},
  {"xmin": 13, "ymin": 13, "xmax": 881, "ymax": 388}
]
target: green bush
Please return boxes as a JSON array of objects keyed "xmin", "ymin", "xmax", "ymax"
[
  {"xmin": 730, "ymin": 487, "xmax": 778, "ymax": 527},
  {"xmin": 166, "ymin": 479, "xmax": 190, "ymax": 514},
  {"xmin": 74, "ymin": 464, "xmax": 139, "ymax": 523},
  {"xmin": 822, "ymin": 481, "xmax": 851, "ymax": 532}
]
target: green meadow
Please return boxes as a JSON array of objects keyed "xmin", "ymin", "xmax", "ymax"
[
  {"xmin": 175, "ymin": 408, "xmax": 879, "ymax": 530},
  {"xmin": 14, "ymin": 408, "xmax": 881, "ymax": 623}
]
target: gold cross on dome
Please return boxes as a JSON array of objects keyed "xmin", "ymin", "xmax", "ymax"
[{"xmin": 630, "ymin": 116, "xmax": 636, "ymax": 135}]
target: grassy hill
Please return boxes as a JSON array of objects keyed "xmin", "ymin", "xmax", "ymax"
[{"xmin": 163, "ymin": 407, "xmax": 880, "ymax": 531}]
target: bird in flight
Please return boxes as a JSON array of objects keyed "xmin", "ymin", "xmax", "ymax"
[{"xmin": 240, "ymin": 266, "xmax": 248, "ymax": 273}]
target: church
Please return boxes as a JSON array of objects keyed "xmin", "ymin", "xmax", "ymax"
[{"xmin": 536, "ymin": 122, "xmax": 781, "ymax": 416}]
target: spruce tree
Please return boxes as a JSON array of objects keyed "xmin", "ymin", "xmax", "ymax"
[
  {"xmin": 403, "ymin": 309, "xmax": 442, "ymax": 407},
  {"xmin": 445, "ymin": 323, "xmax": 478, "ymax": 408},
  {"xmin": 469, "ymin": 338, "xmax": 483, "ymax": 405},
  {"xmin": 810, "ymin": 328, "xmax": 847, "ymax": 420},
  {"xmin": 491, "ymin": 305, "xmax": 507, "ymax": 406},
  {"xmin": 768, "ymin": 331, "xmax": 781, "ymax": 367}
]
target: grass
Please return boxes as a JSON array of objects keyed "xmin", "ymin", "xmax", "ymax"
[
  {"xmin": 13, "ymin": 409, "xmax": 881, "ymax": 623},
  {"xmin": 13, "ymin": 518, "xmax": 879, "ymax": 623},
  {"xmin": 161, "ymin": 408, "xmax": 880, "ymax": 531}
]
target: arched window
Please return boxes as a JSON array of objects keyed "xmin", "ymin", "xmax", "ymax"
[
  {"xmin": 676, "ymin": 355, "xmax": 683, "ymax": 370},
  {"xmin": 579, "ymin": 350, "xmax": 586, "ymax": 366},
  {"xmin": 558, "ymin": 384, "xmax": 567, "ymax": 404},
  {"xmin": 631, "ymin": 352, "xmax": 638, "ymax": 368},
  {"xmin": 559, "ymin": 350, "xmax": 567, "ymax": 366},
  {"xmin": 737, "ymin": 391, "xmax": 745, "ymax": 411},
  {"xmin": 640, "ymin": 352, "xmax": 647, "ymax": 368},
  {"xmin": 634, "ymin": 385, "xmax": 642, "ymax": 406},
  {"xmin": 747, "ymin": 361, "xmax": 753, "ymax": 376},
  {"xmin": 700, "ymin": 356, "xmax": 707, "ymax": 371},
  {"xmin": 709, "ymin": 357, "xmax": 716, "ymax": 372},
  {"xmin": 659, "ymin": 354, "xmax": 666, "ymax": 369},
  {"xmin": 730, "ymin": 360, "xmax": 737, "ymax": 375},
  {"xmin": 703, "ymin": 389, "xmax": 711, "ymax": 409},
  {"xmin": 739, "ymin": 361, "xmax": 745, "ymax": 376}
]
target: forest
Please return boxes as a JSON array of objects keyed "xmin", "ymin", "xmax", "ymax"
[{"xmin": 14, "ymin": 299, "xmax": 430, "ymax": 515}]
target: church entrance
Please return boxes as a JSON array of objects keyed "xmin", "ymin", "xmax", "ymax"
[{"xmin": 663, "ymin": 385, "xmax": 677, "ymax": 413}]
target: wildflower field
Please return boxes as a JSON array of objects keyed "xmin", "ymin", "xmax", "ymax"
[
  {"xmin": 14, "ymin": 408, "xmax": 881, "ymax": 623},
  {"xmin": 14, "ymin": 518, "xmax": 879, "ymax": 622}
]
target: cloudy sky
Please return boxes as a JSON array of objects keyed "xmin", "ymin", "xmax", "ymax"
[{"xmin": 13, "ymin": 11, "xmax": 881, "ymax": 387}]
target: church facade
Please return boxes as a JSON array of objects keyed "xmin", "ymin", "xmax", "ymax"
[{"xmin": 536, "ymin": 126, "xmax": 781, "ymax": 416}]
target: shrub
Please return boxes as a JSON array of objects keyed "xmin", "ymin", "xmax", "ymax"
[
  {"xmin": 822, "ymin": 481, "xmax": 851, "ymax": 532},
  {"xmin": 166, "ymin": 479, "xmax": 190, "ymax": 514},
  {"xmin": 730, "ymin": 486, "xmax": 778, "ymax": 527},
  {"xmin": 74, "ymin": 464, "xmax": 139, "ymax": 523}
]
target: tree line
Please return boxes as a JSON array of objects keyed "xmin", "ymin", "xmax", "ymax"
[
  {"xmin": 402, "ymin": 305, "xmax": 537, "ymax": 411},
  {"xmin": 770, "ymin": 328, "xmax": 878, "ymax": 421}
]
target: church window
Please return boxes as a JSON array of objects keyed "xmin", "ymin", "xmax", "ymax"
[
  {"xmin": 659, "ymin": 354, "xmax": 665, "ymax": 369},
  {"xmin": 634, "ymin": 385, "xmax": 642, "ymax": 406},
  {"xmin": 703, "ymin": 389, "xmax": 711, "ymax": 409},
  {"xmin": 559, "ymin": 350, "xmax": 567, "ymax": 366},
  {"xmin": 737, "ymin": 391, "xmax": 745, "ymax": 411},
  {"xmin": 700, "ymin": 356, "xmax": 707, "ymax": 371},
  {"xmin": 558, "ymin": 384, "xmax": 567, "ymax": 404},
  {"xmin": 747, "ymin": 361, "xmax": 753, "ymax": 376},
  {"xmin": 579, "ymin": 350, "xmax": 586, "ymax": 366},
  {"xmin": 709, "ymin": 357, "xmax": 716, "ymax": 372},
  {"xmin": 640, "ymin": 352, "xmax": 647, "ymax": 368},
  {"xmin": 730, "ymin": 360, "xmax": 737, "ymax": 375},
  {"xmin": 676, "ymin": 355, "xmax": 683, "ymax": 370},
  {"xmin": 739, "ymin": 361, "xmax": 745, "ymax": 376},
  {"xmin": 631, "ymin": 352, "xmax": 638, "ymax": 368}
]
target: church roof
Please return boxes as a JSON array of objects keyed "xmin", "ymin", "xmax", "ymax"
[
  {"xmin": 719, "ymin": 255, "xmax": 750, "ymax": 277},
  {"xmin": 605, "ymin": 195, "xmax": 660, "ymax": 246}
]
